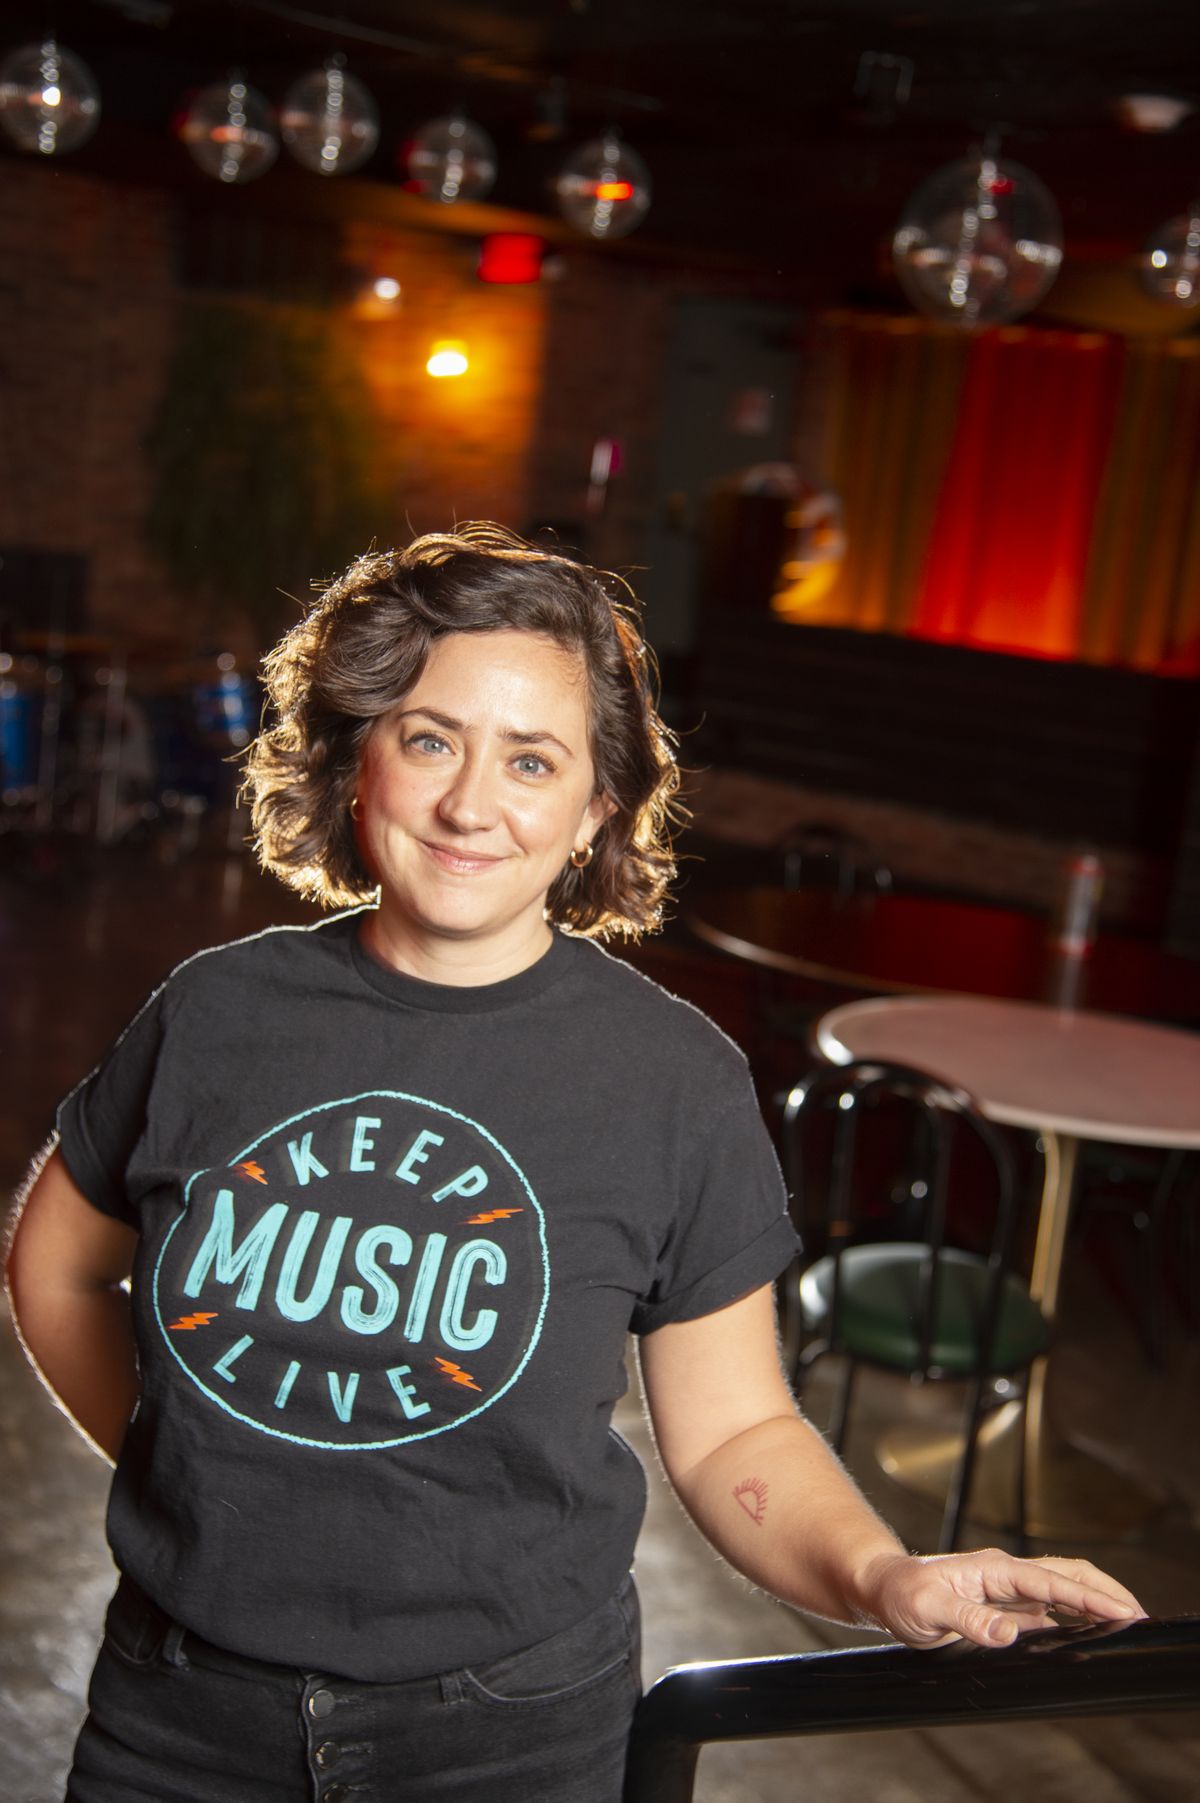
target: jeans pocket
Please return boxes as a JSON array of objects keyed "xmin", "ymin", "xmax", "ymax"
[
  {"xmin": 100, "ymin": 1578, "xmax": 172, "ymax": 1670},
  {"xmin": 461, "ymin": 1575, "xmax": 638, "ymax": 1708}
]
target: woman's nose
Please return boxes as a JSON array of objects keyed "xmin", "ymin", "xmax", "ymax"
[{"xmin": 437, "ymin": 755, "xmax": 500, "ymax": 831}]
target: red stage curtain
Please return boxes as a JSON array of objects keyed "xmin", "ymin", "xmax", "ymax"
[
  {"xmin": 913, "ymin": 327, "xmax": 1126, "ymax": 659},
  {"xmin": 801, "ymin": 314, "xmax": 1200, "ymax": 676},
  {"xmin": 794, "ymin": 314, "xmax": 968, "ymax": 633},
  {"xmin": 1079, "ymin": 339, "xmax": 1200, "ymax": 674}
]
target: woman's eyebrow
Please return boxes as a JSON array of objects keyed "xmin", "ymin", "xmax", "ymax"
[
  {"xmin": 503, "ymin": 728, "xmax": 575, "ymax": 757},
  {"xmin": 395, "ymin": 706, "xmax": 462, "ymax": 731},
  {"xmin": 396, "ymin": 707, "xmax": 574, "ymax": 757}
]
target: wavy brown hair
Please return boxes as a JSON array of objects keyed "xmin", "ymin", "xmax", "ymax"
[{"xmin": 244, "ymin": 523, "xmax": 683, "ymax": 938}]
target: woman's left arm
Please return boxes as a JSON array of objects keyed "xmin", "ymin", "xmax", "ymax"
[{"xmin": 639, "ymin": 1284, "xmax": 1146, "ymax": 1648}]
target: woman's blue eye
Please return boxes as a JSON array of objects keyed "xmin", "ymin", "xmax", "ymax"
[
  {"xmin": 408, "ymin": 732, "xmax": 449, "ymax": 754},
  {"xmin": 515, "ymin": 753, "xmax": 552, "ymax": 776}
]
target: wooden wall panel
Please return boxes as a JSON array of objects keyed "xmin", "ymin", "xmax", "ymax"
[{"xmin": 690, "ymin": 615, "xmax": 1198, "ymax": 855}]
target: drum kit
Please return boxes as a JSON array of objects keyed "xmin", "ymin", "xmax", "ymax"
[{"xmin": 0, "ymin": 630, "xmax": 259, "ymax": 852}]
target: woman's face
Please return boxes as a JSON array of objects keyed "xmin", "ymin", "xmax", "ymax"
[{"xmin": 355, "ymin": 629, "xmax": 614, "ymax": 979}]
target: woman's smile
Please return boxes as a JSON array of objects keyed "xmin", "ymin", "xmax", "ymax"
[
  {"xmin": 354, "ymin": 629, "xmax": 614, "ymax": 982},
  {"xmin": 419, "ymin": 839, "xmax": 508, "ymax": 875}
]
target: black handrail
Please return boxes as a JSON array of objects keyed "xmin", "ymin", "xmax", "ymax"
[{"xmin": 624, "ymin": 1616, "xmax": 1200, "ymax": 1803}]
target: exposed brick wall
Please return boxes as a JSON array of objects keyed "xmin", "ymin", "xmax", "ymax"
[
  {"xmin": 1, "ymin": 161, "xmax": 780, "ymax": 654},
  {"xmin": 0, "ymin": 168, "xmax": 624, "ymax": 647},
  {"xmin": 339, "ymin": 219, "xmax": 547, "ymax": 539},
  {"xmin": 0, "ymin": 165, "xmax": 181, "ymax": 641}
]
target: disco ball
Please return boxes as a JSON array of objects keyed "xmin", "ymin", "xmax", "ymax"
[
  {"xmin": 0, "ymin": 39, "xmax": 100, "ymax": 156},
  {"xmin": 280, "ymin": 57, "xmax": 379, "ymax": 177},
  {"xmin": 1139, "ymin": 207, "xmax": 1200, "ymax": 308},
  {"xmin": 179, "ymin": 77, "xmax": 278, "ymax": 184},
  {"xmin": 555, "ymin": 133, "xmax": 651, "ymax": 239},
  {"xmin": 893, "ymin": 153, "xmax": 1063, "ymax": 328},
  {"xmin": 405, "ymin": 112, "xmax": 496, "ymax": 203}
]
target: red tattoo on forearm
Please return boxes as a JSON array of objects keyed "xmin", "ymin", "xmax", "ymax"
[{"xmin": 733, "ymin": 1476, "xmax": 768, "ymax": 1526}]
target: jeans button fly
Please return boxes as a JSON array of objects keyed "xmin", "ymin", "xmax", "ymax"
[
  {"xmin": 314, "ymin": 1741, "xmax": 338, "ymax": 1768},
  {"xmin": 307, "ymin": 1688, "xmax": 336, "ymax": 1719},
  {"xmin": 321, "ymin": 1789, "xmax": 349, "ymax": 1803}
]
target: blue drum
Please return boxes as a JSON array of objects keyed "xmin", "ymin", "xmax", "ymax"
[
  {"xmin": 192, "ymin": 665, "xmax": 257, "ymax": 751},
  {"xmin": 0, "ymin": 673, "xmax": 42, "ymax": 799},
  {"xmin": 141, "ymin": 659, "xmax": 259, "ymax": 806}
]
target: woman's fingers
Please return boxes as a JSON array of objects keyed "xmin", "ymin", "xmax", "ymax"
[
  {"xmin": 874, "ymin": 1550, "xmax": 1145, "ymax": 1649},
  {"xmin": 1036, "ymin": 1556, "xmax": 1145, "ymax": 1617},
  {"xmin": 976, "ymin": 1554, "xmax": 1145, "ymax": 1622}
]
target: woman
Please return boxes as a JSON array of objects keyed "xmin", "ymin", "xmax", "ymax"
[{"xmin": 8, "ymin": 525, "xmax": 1143, "ymax": 1803}]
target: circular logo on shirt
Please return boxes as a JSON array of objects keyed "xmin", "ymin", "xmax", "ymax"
[{"xmin": 152, "ymin": 1092, "xmax": 549, "ymax": 1449}]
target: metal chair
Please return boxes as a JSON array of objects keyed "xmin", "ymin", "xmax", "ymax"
[
  {"xmin": 754, "ymin": 825, "xmax": 893, "ymax": 1067},
  {"xmin": 776, "ymin": 821, "xmax": 892, "ymax": 897},
  {"xmin": 780, "ymin": 1059, "xmax": 1048, "ymax": 1553},
  {"xmin": 1077, "ymin": 1143, "xmax": 1196, "ymax": 1367}
]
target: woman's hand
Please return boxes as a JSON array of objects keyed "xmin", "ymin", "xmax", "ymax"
[
  {"xmin": 858, "ymin": 1548, "xmax": 1147, "ymax": 1649},
  {"xmin": 641, "ymin": 1289, "xmax": 1148, "ymax": 1647}
]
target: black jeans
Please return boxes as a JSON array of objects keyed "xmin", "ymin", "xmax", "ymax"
[{"xmin": 67, "ymin": 1574, "xmax": 642, "ymax": 1803}]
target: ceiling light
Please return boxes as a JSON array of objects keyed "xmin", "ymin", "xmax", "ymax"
[
  {"xmin": 555, "ymin": 131, "xmax": 650, "ymax": 239},
  {"xmin": 1138, "ymin": 206, "xmax": 1200, "ymax": 308},
  {"xmin": 426, "ymin": 341, "xmax": 469, "ymax": 377},
  {"xmin": 280, "ymin": 55, "xmax": 379, "ymax": 176},
  {"xmin": 1112, "ymin": 93, "xmax": 1195, "ymax": 134},
  {"xmin": 893, "ymin": 150, "xmax": 1062, "ymax": 329},
  {"xmin": 178, "ymin": 75, "xmax": 278, "ymax": 184},
  {"xmin": 405, "ymin": 111, "xmax": 496, "ymax": 204},
  {"xmin": 0, "ymin": 39, "xmax": 100, "ymax": 156}
]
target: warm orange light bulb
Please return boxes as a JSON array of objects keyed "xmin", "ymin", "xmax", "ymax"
[
  {"xmin": 426, "ymin": 341, "xmax": 469, "ymax": 377},
  {"xmin": 595, "ymin": 179, "xmax": 633, "ymax": 201}
]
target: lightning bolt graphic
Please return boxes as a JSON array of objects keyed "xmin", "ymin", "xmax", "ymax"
[
  {"xmin": 463, "ymin": 1208, "xmax": 524, "ymax": 1225},
  {"xmin": 236, "ymin": 1161, "xmax": 268, "ymax": 1184},
  {"xmin": 433, "ymin": 1357, "xmax": 483, "ymax": 1392},
  {"xmin": 167, "ymin": 1312, "xmax": 219, "ymax": 1331}
]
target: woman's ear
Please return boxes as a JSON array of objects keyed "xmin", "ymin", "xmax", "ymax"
[{"xmin": 587, "ymin": 791, "xmax": 618, "ymax": 836}]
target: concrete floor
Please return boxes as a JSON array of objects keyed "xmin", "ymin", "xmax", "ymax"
[{"xmin": 2, "ymin": 835, "xmax": 1198, "ymax": 1802}]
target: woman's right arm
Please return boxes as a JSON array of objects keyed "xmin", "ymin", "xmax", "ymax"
[{"xmin": 6, "ymin": 1147, "xmax": 140, "ymax": 1464}]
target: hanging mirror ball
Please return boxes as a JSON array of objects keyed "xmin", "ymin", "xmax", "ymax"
[
  {"xmin": 1139, "ymin": 207, "xmax": 1200, "ymax": 308},
  {"xmin": 405, "ymin": 113, "xmax": 496, "ymax": 203},
  {"xmin": 0, "ymin": 39, "xmax": 100, "ymax": 156},
  {"xmin": 892, "ymin": 153, "xmax": 1063, "ymax": 328},
  {"xmin": 179, "ymin": 77, "xmax": 279, "ymax": 184},
  {"xmin": 280, "ymin": 58, "xmax": 379, "ymax": 177},
  {"xmin": 555, "ymin": 134, "xmax": 651, "ymax": 239}
]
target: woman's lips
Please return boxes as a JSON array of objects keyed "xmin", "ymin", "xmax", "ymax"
[{"xmin": 420, "ymin": 840, "xmax": 505, "ymax": 874}]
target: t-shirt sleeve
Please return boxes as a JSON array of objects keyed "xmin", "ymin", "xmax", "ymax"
[
  {"xmin": 630, "ymin": 1072, "xmax": 798, "ymax": 1336},
  {"xmin": 55, "ymin": 987, "xmax": 167, "ymax": 1227}
]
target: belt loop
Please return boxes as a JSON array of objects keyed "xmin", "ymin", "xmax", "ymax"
[
  {"xmin": 161, "ymin": 1622, "xmax": 191, "ymax": 1669},
  {"xmin": 439, "ymin": 1669, "xmax": 465, "ymax": 1705}
]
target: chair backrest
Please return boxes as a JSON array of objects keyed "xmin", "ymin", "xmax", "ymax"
[
  {"xmin": 779, "ymin": 1058, "xmax": 1021, "ymax": 1378},
  {"xmin": 776, "ymin": 822, "xmax": 892, "ymax": 897}
]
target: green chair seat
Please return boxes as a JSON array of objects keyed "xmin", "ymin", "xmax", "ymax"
[{"xmin": 799, "ymin": 1242, "xmax": 1049, "ymax": 1375}]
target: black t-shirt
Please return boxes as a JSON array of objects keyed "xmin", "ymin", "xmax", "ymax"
[{"xmin": 56, "ymin": 911, "xmax": 797, "ymax": 1681}]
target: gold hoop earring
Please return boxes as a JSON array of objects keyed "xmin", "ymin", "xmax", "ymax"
[
  {"xmin": 350, "ymin": 797, "xmax": 362, "ymax": 822},
  {"xmin": 569, "ymin": 842, "xmax": 594, "ymax": 869}
]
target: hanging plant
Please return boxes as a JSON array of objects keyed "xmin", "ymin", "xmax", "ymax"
[{"xmin": 144, "ymin": 299, "xmax": 388, "ymax": 639}]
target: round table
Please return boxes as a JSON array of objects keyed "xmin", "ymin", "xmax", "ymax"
[
  {"xmin": 815, "ymin": 994, "xmax": 1200, "ymax": 1541},
  {"xmin": 686, "ymin": 887, "xmax": 1200, "ymax": 1023}
]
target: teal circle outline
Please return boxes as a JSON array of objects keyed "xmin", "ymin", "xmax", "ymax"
[{"xmin": 153, "ymin": 1090, "xmax": 550, "ymax": 1451}]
